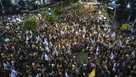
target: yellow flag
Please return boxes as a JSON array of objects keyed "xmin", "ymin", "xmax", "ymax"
[
  {"xmin": 120, "ymin": 24, "xmax": 129, "ymax": 30},
  {"xmin": 88, "ymin": 68, "xmax": 96, "ymax": 77}
]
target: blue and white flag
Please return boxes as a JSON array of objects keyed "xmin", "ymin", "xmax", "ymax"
[{"xmin": 11, "ymin": 69, "xmax": 17, "ymax": 77}]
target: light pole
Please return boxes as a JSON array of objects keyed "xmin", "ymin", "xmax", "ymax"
[
  {"xmin": 0, "ymin": 0, "xmax": 5, "ymax": 14},
  {"xmin": 0, "ymin": 0, "xmax": 5, "ymax": 21},
  {"xmin": 111, "ymin": 0, "xmax": 119, "ymax": 29},
  {"xmin": 110, "ymin": 0, "xmax": 116, "ymax": 29},
  {"xmin": 126, "ymin": 3, "xmax": 133, "ymax": 32},
  {"xmin": 126, "ymin": 3, "xmax": 131, "ymax": 22},
  {"xmin": 113, "ymin": 5, "xmax": 116, "ymax": 23}
]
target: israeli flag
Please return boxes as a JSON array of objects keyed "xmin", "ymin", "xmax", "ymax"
[{"xmin": 11, "ymin": 69, "xmax": 17, "ymax": 77}]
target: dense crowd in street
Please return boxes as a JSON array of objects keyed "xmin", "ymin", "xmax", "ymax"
[{"xmin": 0, "ymin": 4, "xmax": 136, "ymax": 77}]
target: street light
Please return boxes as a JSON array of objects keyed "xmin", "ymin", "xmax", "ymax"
[
  {"xmin": 126, "ymin": 3, "xmax": 132, "ymax": 26},
  {"xmin": 126, "ymin": 3, "xmax": 130, "ymax": 8},
  {"xmin": 0, "ymin": 0, "xmax": 5, "ymax": 14},
  {"xmin": 112, "ymin": 0, "xmax": 116, "ymax": 5},
  {"xmin": 111, "ymin": 0, "xmax": 118, "ymax": 29}
]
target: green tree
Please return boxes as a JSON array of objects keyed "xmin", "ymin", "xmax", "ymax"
[
  {"xmin": 23, "ymin": 16, "xmax": 37, "ymax": 31},
  {"xmin": 63, "ymin": 0, "xmax": 78, "ymax": 6},
  {"xmin": 1, "ymin": 0, "xmax": 12, "ymax": 9}
]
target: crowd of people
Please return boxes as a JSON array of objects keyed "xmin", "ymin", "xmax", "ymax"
[
  {"xmin": 0, "ymin": 3, "xmax": 136, "ymax": 77},
  {"xmin": 0, "ymin": 15, "xmax": 24, "ymax": 26}
]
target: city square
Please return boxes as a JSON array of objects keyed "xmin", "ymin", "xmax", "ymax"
[{"xmin": 0, "ymin": 0, "xmax": 136, "ymax": 77}]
